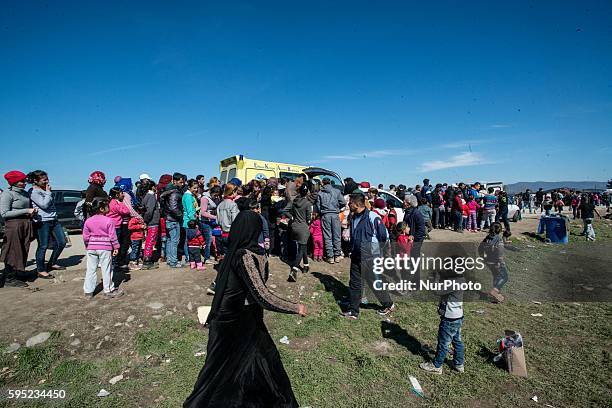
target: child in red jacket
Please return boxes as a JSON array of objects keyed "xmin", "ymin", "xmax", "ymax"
[
  {"xmin": 396, "ymin": 222, "xmax": 413, "ymax": 257},
  {"xmin": 127, "ymin": 215, "xmax": 146, "ymax": 270},
  {"xmin": 186, "ymin": 220, "xmax": 206, "ymax": 270},
  {"xmin": 461, "ymin": 197, "xmax": 469, "ymax": 231}
]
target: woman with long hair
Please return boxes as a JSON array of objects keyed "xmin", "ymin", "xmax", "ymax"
[{"xmin": 184, "ymin": 210, "xmax": 307, "ymax": 408}]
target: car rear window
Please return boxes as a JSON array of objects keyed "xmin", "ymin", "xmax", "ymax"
[{"xmin": 58, "ymin": 191, "xmax": 82, "ymax": 203}]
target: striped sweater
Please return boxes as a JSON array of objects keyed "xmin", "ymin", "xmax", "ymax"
[{"xmin": 83, "ymin": 214, "xmax": 120, "ymax": 251}]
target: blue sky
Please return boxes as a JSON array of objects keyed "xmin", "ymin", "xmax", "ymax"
[{"xmin": 1, "ymin": 1, "xmax": 611, "ymax": 189}]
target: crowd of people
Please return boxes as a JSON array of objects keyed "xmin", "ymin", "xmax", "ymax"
[{"xmin": 0, "ymin": 168, "xmax": 609, "ymax": 406}]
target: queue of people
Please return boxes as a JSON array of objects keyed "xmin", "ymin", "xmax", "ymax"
[{"xmin": 1, "ymin": 168, "xmax": 610, "ymax": 406}]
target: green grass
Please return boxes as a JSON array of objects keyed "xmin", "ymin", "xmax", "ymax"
[{"xmin": 1, "ymin": 220, "xmax": 611, "ymax": 407}]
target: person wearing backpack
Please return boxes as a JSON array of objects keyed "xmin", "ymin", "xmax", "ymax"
[{"xmin": 341, "ymin": 192, "xmax": 394, "ymax": 320}]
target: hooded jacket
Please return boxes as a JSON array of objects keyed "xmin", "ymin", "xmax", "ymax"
[
  {"xmin": 316, "ymin": 184, "xmax": 346, "ymax": 214},
  {"xmin": 142, "ymin": 191, "xmax": 160, "ymax": 226}
]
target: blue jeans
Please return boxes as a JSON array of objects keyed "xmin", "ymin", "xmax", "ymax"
[
  {"xmin": 130, "ymin": 240, "xmax": 142, "ymax": 262},
  {"xmin": 433, "ymin": 318, "xmax": 465, "ymax": 368},
  {"xmin": 166, "ymin": 220, "xmax": 181, "ymax": 266},
  {"xmin": 199, "ymin": 221, "xmax": 213, "ymax": 260},
  {"xmin": 489, "ymin": 263, "xmax": 509, "ymax": 290},
  {"xmin": 35, "ymin": 219, "xmax": 67, "ymax": 272}
]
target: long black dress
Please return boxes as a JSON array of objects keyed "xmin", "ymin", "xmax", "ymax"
[{"xmin": 184, "ymin": 211, "xmax": 300, "ymax": 408}]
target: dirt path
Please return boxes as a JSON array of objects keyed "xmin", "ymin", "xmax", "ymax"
[{"xmin": 0, "ymin": 209, "xmax": 578, "ymax": 353}]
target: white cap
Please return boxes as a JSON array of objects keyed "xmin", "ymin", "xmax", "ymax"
[{"xmin": 139, "ymin": 173, "xmax": 152, "ymax": 181}]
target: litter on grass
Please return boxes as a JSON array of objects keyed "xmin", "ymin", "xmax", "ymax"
[
  {"xmin": 408, "ymin": 375, "xmax": 424, "ymax": 397},
  {"xmin": 109, "ymin": 374, "xmax": 124, "ymax": 385},
  {"xmin": 279, "ymin": 336, "xmax": 290, "ymax": 345},
  {"xmin": 97, "ymin": 389, "xmax": 111, "ymax": 397},
  {"xmin": 530, "ymin": 313, "xmax": 543, "ymax": 317}
]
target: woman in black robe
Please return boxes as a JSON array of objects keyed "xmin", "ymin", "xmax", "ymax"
[{"xmin": 184, "ymin": 210, "xmax": 307, "ymax": 408}]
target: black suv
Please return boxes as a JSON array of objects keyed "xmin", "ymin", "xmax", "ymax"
[{"xmin": 52, "ymin": 190, "xmax": 83, "ymax": 231}]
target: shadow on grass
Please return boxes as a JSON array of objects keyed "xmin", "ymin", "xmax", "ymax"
[
  {"xmin": 477, "ymin": 344, "xmax": 507, "ymax": 371},
  {"xmin": 521, "ymin": 232, "xmax": 546, "ymax": 242},
  {"xmin": 312, "ymin": 272, "xmax": 350, "ymax": 306},
  {"xmin": 311, "ymin": 272, "xmax": 380, "ymax": 312},
  {"xmin": 380, "ymin": 321, "xmax": 424, "ymax": 356}
]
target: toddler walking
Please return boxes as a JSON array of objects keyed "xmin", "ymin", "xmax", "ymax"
[
  {"xmin": 420, "ymin": 269, "xmax": 465, "ymax": 374},
  {"xmin": 186, "ymin": 220, "xmax": 206, "ymax": 270},
  {"xmin": 82, "ymin": 198, "xmax": 124, "ymax": 299}
]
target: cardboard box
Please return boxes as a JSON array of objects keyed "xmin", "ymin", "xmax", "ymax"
[{"xmin": 505, "ymin": 345, "xmax": 528, "ymax": 377}]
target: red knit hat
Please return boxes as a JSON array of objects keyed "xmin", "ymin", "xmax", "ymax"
[
  {"xmin": 359, "ymin": 181, "xmax": 371, "ymax": 189},
  {"xmin": 4, "ymin": 170, "xmax": 27, "ymax": 186},
  {"xmin": 374, "ymin": 198, "xmax": 386, "ymax": 209}
]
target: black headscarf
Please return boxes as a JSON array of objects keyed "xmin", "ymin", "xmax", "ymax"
[
  {"xmin": 344, "ymin": 180, "xmax": 359, "ymax": 196},
  {"xmin": 207, "ymin": 210, "xmax": 264, "ymax": 323}
]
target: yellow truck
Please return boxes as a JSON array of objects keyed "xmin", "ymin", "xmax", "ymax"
[{"xmin": 219, "ymin": 155, "xmax": 343, "ymax": 188}]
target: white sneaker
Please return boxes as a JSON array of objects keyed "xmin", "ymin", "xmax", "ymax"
[
  {"xmin": 419, "ymin": 362, "xmax": 442, "ymax": 374},
  {"xmin": 453, "ymin": 363, "xmax": 465, "ymax": 373}
]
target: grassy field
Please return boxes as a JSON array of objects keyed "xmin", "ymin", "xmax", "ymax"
[{"xmin": 1, "ymin": 218, "xmax": 611, "ymax": 407}]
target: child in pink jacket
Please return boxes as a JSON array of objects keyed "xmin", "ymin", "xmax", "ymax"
[
  {"xmin": 466, "ymin": 195, "xmax": 480, "ymax": 232},
  {"xmin": 82, "ymin": 198, "xmax": 123, "ymax": 299},
  {"xmin": 108, "ymin": 187, "xmax": 132, "ymax": 270},
  {"xmin": 309, "ymin": 213, "xmax": 324, "ymax": 261}
]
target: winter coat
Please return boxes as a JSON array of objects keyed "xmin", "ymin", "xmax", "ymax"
[
  {"xmin": 160, "ymin": 183, "xmax": 183, "ymax": 223},
  {"xmin": 316, "ymin": 184, "xmax": 346, "ymax": 214},
  {"xmin": 142, "ymin": 191, "xmax": 160, "ymax": 226}
]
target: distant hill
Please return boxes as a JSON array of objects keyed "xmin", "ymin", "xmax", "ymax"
[{"xmin": 505, "ymin": 181, "xmax": 608, "ymax": 194}]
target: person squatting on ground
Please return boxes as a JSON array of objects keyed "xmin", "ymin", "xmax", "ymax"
[{"xmin": 478, "ymin": 222, "xmax": 508, "ymax": 303}]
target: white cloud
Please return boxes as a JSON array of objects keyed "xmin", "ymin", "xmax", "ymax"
[
  {"xmin": 440, "ymin": 139, "xmax": 490, "ymax": 149},
  {"xmin": 419, "ymin": 152, "xmax": 493, "ymax": 172},
  {"xmin": 321, "ymin": 149, "xmax": 415, "ymax": 161},
  {"xmin": 323, "ymin": 155, "xmax": 359, "ymax": 160},
  {"xmin": 87, "ymin": 142, "xmax": 160, "ymax": 156},
  {"xmin": 490, "ymin": 124, "xmax": 512, "ymax": 128}
]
